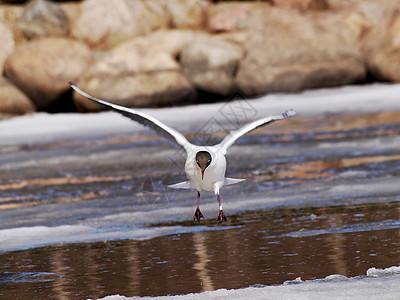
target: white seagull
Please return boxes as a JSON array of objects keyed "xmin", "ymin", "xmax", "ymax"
[{"xmin": 70, "ymin": 83, "xmax": 296, "ymax": 223}]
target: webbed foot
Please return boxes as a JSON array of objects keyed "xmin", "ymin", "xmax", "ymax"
[
  {"xmin": 216, "ymin": 210, "xmax": 227, "ymax": 223},
  {"xmin": 194, "ymin": 208, "xmax": 204, "ymax": 222}
]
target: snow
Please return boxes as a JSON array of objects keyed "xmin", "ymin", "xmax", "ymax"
[
  {"xmin": 96, "ymin": 266, "xmax": 400, "ymax": 300},
  {"xmin": 0, "ymin": 83, "xmax": 399, "ymax": 146}
]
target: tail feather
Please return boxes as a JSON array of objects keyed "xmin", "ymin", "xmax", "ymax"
[
  {"xmin": 224, "ymin": 178, "xmax": 245, "ymax": 186},
  {"xmin": 168, "ymin": 181, "xmax": 192, "ymax": 190}
]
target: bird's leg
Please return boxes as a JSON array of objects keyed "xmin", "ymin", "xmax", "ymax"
[
  {"xmin": 216, "ymin": 193, "xmax": 227, "ymax": 223},
  {"xmin": 193, "ymin": 191, "xmax": 204, "ymax": 222}
]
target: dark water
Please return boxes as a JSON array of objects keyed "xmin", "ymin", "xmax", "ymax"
[
  {"xmin": 1, "ymin": 202, "xmax": 400, "ymax": 299},
  {"xmin": 0, "ymin": 110, "xmax": 400, "ymax": 299}
]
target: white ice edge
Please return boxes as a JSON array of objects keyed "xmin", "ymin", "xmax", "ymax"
[
  {"xmin": 0, "ymin": 83, "xmax": 399, "ymax": 146},
  {"xmin": 96, "ymin": 266, "xmax": 400, "ymax": 300},
  {"xmin": 0, "ymin": 224, "xmax": 237, "ymax": 253}
]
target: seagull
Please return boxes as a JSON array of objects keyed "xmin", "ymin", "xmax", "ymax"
[{"xmin": 70, "ymin": 82, "xmax": 296, "ymax": 223}]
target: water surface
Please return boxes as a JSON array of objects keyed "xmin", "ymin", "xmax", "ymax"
[{"xmin": 0, "ymin": 109, "xmax": 400, "ymax": 299}]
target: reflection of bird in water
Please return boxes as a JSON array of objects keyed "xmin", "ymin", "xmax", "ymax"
[{"xmin": 70, "ymin": 83, "xmax": 296, "ymax": 223}]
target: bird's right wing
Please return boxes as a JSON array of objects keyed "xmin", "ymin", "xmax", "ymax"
[
  {"xmin": 218, "ymin": 109, "xmax": 296, "ymax": 154},
  {"xmin": 70, "ymin": 83, "xmax": 193, "ymax": 152}
]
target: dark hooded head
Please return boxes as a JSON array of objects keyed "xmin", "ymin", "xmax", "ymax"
[{"xmin": 196, "ymin": 151, "xmax": 212, "ymax": 179}]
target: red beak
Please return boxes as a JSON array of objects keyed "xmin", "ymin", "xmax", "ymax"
[{"xmin": 201, "ymin": 170, "xmax": 205, "ymax": 180}]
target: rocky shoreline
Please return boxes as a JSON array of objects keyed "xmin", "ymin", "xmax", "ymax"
[{"xmin": 0, "ymin": 0, "xmax": 399, "ymax": 116}]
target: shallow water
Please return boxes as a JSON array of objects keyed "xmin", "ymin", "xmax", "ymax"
[
  {"xmin": 0, "ymin": 108, "xmax": 400, "ymax": 299},
  {"xmin": 2, "ymin": 202, "xmax": 400, "ymax": 299}
]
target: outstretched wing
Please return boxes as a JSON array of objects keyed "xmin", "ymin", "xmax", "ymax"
[
  {"xmin": 218, "ymin": 109, "xmax": 296, "ymax": 154},
  {"xmin": 70, "ymin": 82, "xmax": 192, "ymax": 152}
]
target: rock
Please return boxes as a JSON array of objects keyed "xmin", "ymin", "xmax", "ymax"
[
  {"xmin": 84, "ymin": 35, "xmax": 181, "ymax": 77},
  {"xmin": 346, "ymin": 1, "xmax": 400, "ymax": 82},
  {"xmin": 0, "ymin": 21, "xmax": 14, "ymax": 74},
  {"xmin": 165, "ymin": 0, "xmax": 208, "ymax": 29},
  {"xmin": 73, "ymin": 30, "xmax": 204, "ymax": 111},
  {"xmin": 0, "ymin": 77, "xmax": 36, "ymax": 115},
  {"xmin": 73, "ymin": 70, "xmax": 196, "ymax": 112},
  {"xmin": 272, "ymin": 0, "xmax": 329, "ymax": 11},
  {"xmin": 208, "ymin": 2, "xmax": 268, "ymax": 33},
  {"xmin": 180, "ymin": 36, "xmax": 244, "ymax": 96},
  {"xmin": 18, "ymin": 0, "xmax": 69, "ymax": 39},
  {"xmin": 146, "ymin": 29, "xmax": 207, "ymax": 57},
  {"xmin": 71, "ymin": 0, "xmax": 168, "ymax": 49},
  {"xmin": 234, "ymin": 8, "xmax": 366, "ymax": 96},
  {"xmin": 0, "ymin": 5, "xmax": 26, "ymax": 45},
  {"xmin": 4, "ymin": 37, "xmax": 92, "ymax": 110}
]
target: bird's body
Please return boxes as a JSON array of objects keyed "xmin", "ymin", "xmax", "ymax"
[
  {"xmin": 184, "ymin": 145, "xmax": 226, "ymax": 193},
  {"xmin": 70, "ymin": 82, "xmax": 296, "ymax": 223}
]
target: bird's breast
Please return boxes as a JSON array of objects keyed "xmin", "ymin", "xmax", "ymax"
[{"xmin": 184, "ymin": 153, "xmax": 226, "ymax": 192}]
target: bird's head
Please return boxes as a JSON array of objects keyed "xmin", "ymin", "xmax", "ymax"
[{"xmin": 196, "ymin": 151, "xmax": 212, "ymax": 180}]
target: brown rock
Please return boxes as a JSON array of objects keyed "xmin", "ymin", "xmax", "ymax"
[
  {"xmin": 0, "ymin": 21, "xmax": 14, "ymax": 74},
  {"xmin": 73, "ymin": 30, "xmax": 204, "ymax": 111},
  {"xmin": 18, "ymin": 0, "xmax": 69, "ymax": 39},
  {"xmin": 0, "ymin": 4, "xmax": 26, "ymax": 45},
  {"xmin": 84, "ymin": 35, "xmax": 181, "ymax": 77},
  {"xmin": 235, "ymin": 8, "xmax": 366, "ymax": 96},
  {"xmin": 71, "ymin": 0, "xmax": 168, "ymax": 49},
  {"xmin": 208, "ymin": 2, "xmax": 268, "ymax": 33},
  {"xmin": 73, "ymin": 71, "xmax": 196, "ymax": 112},
  {"xmin": 272, "ymin": 0, "xmax": 329, "ymax": 11},
  {"xmin": 165, "ymin": 0, "xmax": 208, "ymax": 29},
  {"xmin": 346, "ymin": 1, "xmax": 400, "ymax": 82},
  {"xmin": 4, "ymin": 37, "xmax": 92, "ymax": 110},
  {"xmin": 180, "ymin": 36, "xmax": 244, "ymax": 96},
  {"xmin": 0, "ymin": 77, "xmax": 36, "ymax": 115}
]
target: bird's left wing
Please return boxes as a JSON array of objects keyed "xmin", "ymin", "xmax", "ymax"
[
  {"xmin": 70, "ymin": 83, "xmax": 192, "ymax": 152},
  {"xmin": 218, "ymin": 109, "xmax": 296, "ymax": 154}
]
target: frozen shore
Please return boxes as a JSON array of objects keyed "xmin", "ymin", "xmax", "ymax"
[{"xmin": 99, "ymin": 266, "xmax": 400, "ymax": 300}]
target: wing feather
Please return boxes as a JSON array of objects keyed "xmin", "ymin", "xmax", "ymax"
[
  {"xmin": 218, "ymin": 109, "xmax": 296, "ymax": 154},
  {"xmin": 70, "ymin": 83, "xmax": 192, "ymax": 152}
]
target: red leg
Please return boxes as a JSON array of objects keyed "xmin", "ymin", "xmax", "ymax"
[
  {"xmin": 193, "ymin": 191, "xmax": 204, "ymax": 222},
  {"xmin": 216, "ymin": 193, "xmax": 227, "ymax": 223}
]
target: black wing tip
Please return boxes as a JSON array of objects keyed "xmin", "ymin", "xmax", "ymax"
[{"xmin": 283, "ymin": 108, "xmax": 296, "ymax": 118}]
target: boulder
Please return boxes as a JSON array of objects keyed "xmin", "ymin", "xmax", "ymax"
[
  {"xmin": 346, "ymin": 1, "xmax": 400, "ymax": 82},
  {"xmin": 4, "ymin": 37, "xmax": 92, "ymax": 110},
  {"xmin": 18, "ymin": 0, "xmax": 69, "ymax": 39},
  {"xmin": 73, "ymin": 30, "xmax": 204, "ymax": 111},
  {"xmin": 271, "ymin": 0, "xmax": 329, "ymax": 11},
  {"xmin": 0, "ymin": 21, "xmax": 14, "ymax": 74},
  {"xmin": 180, "ymin": 36, "xmax": 244, "ymax": 96},
  {"xmin": 234, "ymin": 8, "xmax": 366, "ymax": 96},
  {"xmin": 84, "ymin": 35, "xmax": 181, "ymax": 77},
  {"xmin": 0, "ymin": 77, "xmax": 36, "ymax": 115},
  {"xmin": 71, "ymin": 0, "xmax": 168, "ymax": 49},
  {"xmin": 165, "ymin": 0, "xmax": 208, "ymax": 29},
  {"xmin": 73, "ymin": 71, "xmax": 196, "ymax": 112},
  {"xmin": 0, "ymin": 5, "xmax": 26, "ymax": 45},
  {"xmin": 208, "ymin": 2, "xmax": 268, "ymax": 33}
]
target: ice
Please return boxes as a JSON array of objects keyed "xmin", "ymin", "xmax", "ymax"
[
  {"xmin": 0, "ymin": 223, "xmax": 238, "ymax": 252},
  {"xmin": 96, "ymin": 265, "xmax": 400, "ymax": 300},
  {"xmin": 367, "ymin": 266, "xmax": 400, "ymax": 277}
]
